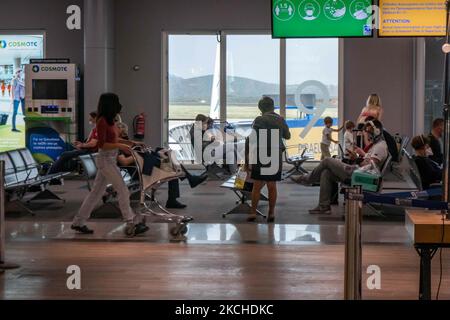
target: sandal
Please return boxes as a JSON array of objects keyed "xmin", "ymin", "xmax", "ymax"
[
  {"xmin": 247, "ymin": 215, "xmax": 257, "ymax": 222},
  {"xmin": 267, "ymin": 215, "xmax": 275, "ymax": 223}
]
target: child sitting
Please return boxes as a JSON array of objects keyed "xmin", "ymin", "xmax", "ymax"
[{"xmin": 343, "ymin": 120, "xmax": 356, "ymax": 163}]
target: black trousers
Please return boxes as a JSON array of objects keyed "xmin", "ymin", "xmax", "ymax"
[
  {"xmin": 48, "ymin": 149, "xmax": 91, "ymax": 174},
  {"xmin": 168, "ymin": 179, "xmax": 180, "ymax": 202}
]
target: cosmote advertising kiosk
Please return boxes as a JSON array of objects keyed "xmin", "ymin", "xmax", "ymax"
[{"xmin": 24, "ymin": 61, "xmax": 77, "ymax": 163}]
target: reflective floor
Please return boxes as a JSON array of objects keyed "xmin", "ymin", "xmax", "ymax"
[
  {"xmin": 2, "ymin": 240, "xmax": 450, "ymax": 299},
  {"xmin": 1, "ymin": 172, "xmax": 432, "ymax": 300},
  {"xmin": 5, "ymin": 221, "xmax": 411, "ymax": 244}
]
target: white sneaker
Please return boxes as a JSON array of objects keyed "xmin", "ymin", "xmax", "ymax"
[{"xmin": 124, "ymin": 223, "xmax": 135, "ymax": 237}]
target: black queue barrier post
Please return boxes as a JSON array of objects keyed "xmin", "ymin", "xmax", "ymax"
[
  {"xmin": 344, "ymin": 186, "xmax": 363, "ymax": 300},
  {"xmin": 0, "ymin": 160, "xmax": 20, "ymax": 271},
  {"xmin": 442, "ymin": 0, "xmax": 450, "ymax": 219}
]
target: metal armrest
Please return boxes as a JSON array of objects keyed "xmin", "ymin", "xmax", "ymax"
[
  {"xmin": 119, "ymin": 165, "xmax": 139, "ymax": 181},
  {"xmin": 11, "ymin": 163, "xmax": 42, "ymax": 184}
]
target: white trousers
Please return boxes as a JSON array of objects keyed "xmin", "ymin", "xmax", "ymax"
[{"xmin": 73, "ymin": 149, "xmax": 136, "ymax": 226}]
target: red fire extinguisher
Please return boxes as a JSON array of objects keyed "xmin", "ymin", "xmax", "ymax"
[{"xmin": 133, "ymin": 113, "xmax": 145, "ymax": 139}]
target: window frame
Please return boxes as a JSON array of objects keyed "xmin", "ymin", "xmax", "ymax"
[{"xmin": 162, "ymin": 30, "xmax": 344, "ymax": 154}]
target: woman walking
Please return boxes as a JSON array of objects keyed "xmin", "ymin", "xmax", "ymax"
[{"xmin": 71, "ymin": 93, "xmax": 148, "ymax": 236}]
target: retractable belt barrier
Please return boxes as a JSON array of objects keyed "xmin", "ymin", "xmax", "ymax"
[
  {"xmin": 343, "ymin": 186, "xmax": 449, "ymax": 300},
  {"xmin": 344, "ymin": 186, "xmax": 362, "ymax": 300},
  {"xmin": 346, "ymin": 191, "xmax": 450, "ymax": 211}
]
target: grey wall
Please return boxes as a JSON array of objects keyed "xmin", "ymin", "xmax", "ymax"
[
  {"xmin": 115, "ymin": 0, "xmax": 274, "ymax": 147},
  {"xmin": 84, "ymin": 0, "xmax": 116, "ymax": 137},
  {"xmin": 115, "ymin": 0, "xmax": 415, "ymax": 146},
  {"xmin": 0, "ymin": 0, "xmax": 416, "ymax": 144},
  {"xmin": 343, "ymin": 38, "xmax": 414, "ymax": 136},
  {"xmin": 0, "ymin": 0, "xmax": 84, "ymax": 68},
  {"xmin": 1, "ymin": 0, "xmax": 85, "ymax": 134}
]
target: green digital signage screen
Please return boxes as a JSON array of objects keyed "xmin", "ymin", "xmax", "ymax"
[{"xmin": 272, "ymin": 0, "xmax": 374, "ymax": 38}]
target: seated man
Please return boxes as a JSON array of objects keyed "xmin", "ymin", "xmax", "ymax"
[
  {"xmin": 293, "ymin": 120, "xmax": 389, "ymax": 214},
  {"xmin": 48, "ymin": 112, "xmax": 98, "ymax": 175},
  {"xmin": 411, "ymin": 135, "xmax": 442, "ymax": 190},
  {"xmin": 116, "ymin": 123, "xmax": 207, "ymax": 209},
  {"xmin": 190, "ymin": 114, "xmax": 236, "ymax": 174},
  {"xmin": 428, "ymin": 118, "xmax": 444, "ymax": 166}
]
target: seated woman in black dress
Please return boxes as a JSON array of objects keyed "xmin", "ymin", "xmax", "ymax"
[
  {"xmin": 247, "ymin": 97, "xmax": 291, "ymax": 222},
  {"xmin": 411, "ymin": 135, "xmax": 442, "ymax": 190}
]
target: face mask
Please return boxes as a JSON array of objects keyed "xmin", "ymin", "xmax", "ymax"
[{"xmin": 426, "ymin": 147, "xmax": 434, "ymax": 157}]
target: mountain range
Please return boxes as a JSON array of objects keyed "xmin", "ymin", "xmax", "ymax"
[{"xmin": 169, "ymin": 74, "xmax": 338, "ymax": 105}]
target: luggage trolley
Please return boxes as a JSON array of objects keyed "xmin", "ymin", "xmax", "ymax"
[{"xmin": 128, "ymin": 145, "xmax": 193, "ymax": 238}]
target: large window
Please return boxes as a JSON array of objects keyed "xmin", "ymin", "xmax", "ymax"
[
  {"xmin": 165, "ymin": 32, "xmax": 340, "ymax": 161},
  {"xmin": 226, "ymin": 35, "xmax": 280, "ymax": 123},
  {"xmin": 285, "ymin": 39, "xmax": 339, "ymax": 159},
  {"xmin": 167, "ymin": 35, "xmax": 219, "ymax": 160},
  {"xmin": 424, "ymin": 38, "xmax": 445, "ymax": 134}
]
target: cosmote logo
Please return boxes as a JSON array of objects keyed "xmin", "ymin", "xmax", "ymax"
[
  {"xmin": 32, "ymin": 65, "xmax": 40, "ymax": 73},
  {"xmin": 0, "ymin": 41, "xmax": 7, "ymax": 49}
]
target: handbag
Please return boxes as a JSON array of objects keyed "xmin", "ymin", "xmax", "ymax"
[{"xmin": 234, "ymin": 166, "xmax": 248, "ymax": 190}]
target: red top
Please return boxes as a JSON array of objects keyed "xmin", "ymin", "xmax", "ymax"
[
  {"xmin": 96, "ymin": 117, "xmax": 118, "ymax": 149},
  {"xmin": 89, "ymin": 127, "xmax": 98, "ymax": 141},
  {"xmin": 84, "ymin": 127, "xmax": 99, "ymax": 152}
]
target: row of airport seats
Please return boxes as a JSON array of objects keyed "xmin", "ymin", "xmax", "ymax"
[
  {"xmin": 335, "ymin": 135, "xmax": 410, "ymax": 218},
  {"xmin": 0, "ymin": 148, "xmax": 70, "ymax": 214},
  {"xmin": 350, "ymin": 136, "xmax": 438, "ymax": 218}
]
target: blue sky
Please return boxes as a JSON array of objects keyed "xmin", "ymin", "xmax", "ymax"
[{"xmin": 169, "ymin": 35, "xmax": 338, "ymax": 86}]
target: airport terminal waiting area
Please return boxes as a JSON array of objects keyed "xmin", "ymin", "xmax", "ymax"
[{"xmin": 1, "ymin": 135, "xmax": 450, "ymax": 300}]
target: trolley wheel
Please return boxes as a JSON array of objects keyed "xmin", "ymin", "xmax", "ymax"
[
  {"xmin": 170, "ymin": 224, "xmax": 188, "ymax": 236},
  {"xmin": 180, "ymin": 224, "xmax": 188, "ymax": 235}
]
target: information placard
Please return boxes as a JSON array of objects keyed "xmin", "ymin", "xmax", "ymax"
[
  {"xmin": 0, "ymin": 34, "xmax": 44, "ymax": 152},
  {"xmin": 272, "ymin": 0, "xmax": 374, "ymax": 38},
  {"xmin": 378, "ymin": 0, "xmax": 447, "ymax": 37}
]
